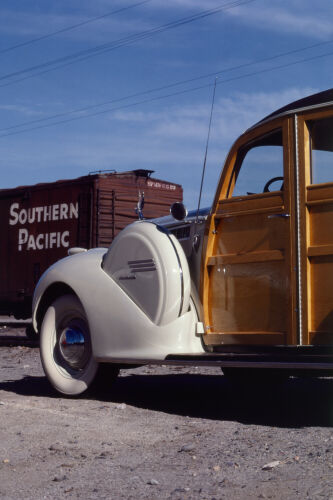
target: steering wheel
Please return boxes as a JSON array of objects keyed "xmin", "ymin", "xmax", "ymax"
[{"xmin": 263, "ymin": 176, "xmax": 284, "ymax": 193}]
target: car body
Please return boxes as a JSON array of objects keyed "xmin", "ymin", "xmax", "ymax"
[{"xmin": 33, "ymin": 89, "xmax": 333, "ymax": 395}]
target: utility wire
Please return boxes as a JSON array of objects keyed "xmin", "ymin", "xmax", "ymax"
[
  {"xmin": 0, "ymin": 1, "xmax": 152, "ymax": 55},
  {"xmin": 1, "ymin": 48, "xmax": 333, "ymax": 139},
  {"xmin": 0, "ymin": 0, "xmax": 256, "ymax": 86},
  {"xmin": 1, "ymin": 37, "xmax": 333, "ymax": 134}
]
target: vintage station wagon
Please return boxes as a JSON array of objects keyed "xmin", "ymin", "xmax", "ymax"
[{"xmin": 32, "ymin": 89, "xmax": 333, "ymax": 395}]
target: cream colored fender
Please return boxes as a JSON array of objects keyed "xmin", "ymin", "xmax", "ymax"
[
  {"xmin": 33, "ymin": 222, "xmax": 204, "ymax": 362},
  {"xmin": 103, "ymin": 221, "xmax": 190, "ymax": 325}
]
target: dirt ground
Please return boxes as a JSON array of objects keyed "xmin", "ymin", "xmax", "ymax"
[{"xmin": 0, "ymin": 323, "xmax": 332, "ymax": 500}]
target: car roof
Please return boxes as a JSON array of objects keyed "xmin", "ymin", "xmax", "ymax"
[{"xmin": 251, "ymin": 88, "xmax": 333, "ymax": 131}]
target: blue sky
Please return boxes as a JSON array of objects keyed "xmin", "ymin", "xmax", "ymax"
[{"xmin": 1, "ymin": 0, "xmax": 332, "ymax": 209}]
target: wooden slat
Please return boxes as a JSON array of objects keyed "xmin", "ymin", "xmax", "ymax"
[
  {"xmin": 215, "ymin": 206, "xmax": 285, "ymax": 218},
  {"xmin": 207, "ymin": 249, "xmax": 284, "ymax": 266},
  {"xmin": 307, "ymin": 182, "xmax": 333, "ymax": 203},
  {"xmin": 216, "ymin": 192, "xmax": 284, "ymax": 218},
  {"xmin": 306, "ymin": 198, "xmax": 333, "ymax": 207},
  {"xmin": 308, "ymin": 244, "xmax": 333, "ymax": 257}
]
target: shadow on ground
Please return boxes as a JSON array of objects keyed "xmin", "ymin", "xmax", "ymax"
[{"xmin": 0, "ymin": 371, "xmax": 332, "ymax": 428}]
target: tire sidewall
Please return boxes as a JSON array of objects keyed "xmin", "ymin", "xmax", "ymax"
[{"xmin": 40, "ymin": 295, "xmax": 98, "ymax": 396}]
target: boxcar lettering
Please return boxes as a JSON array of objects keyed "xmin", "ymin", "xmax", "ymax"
[
  {"xmin": 27, "ymin": 234, "xmax": 36, "ymax": 251},
  {"xmin": 35, "ymin": 206, "xmax": 43, "ymax": 222},
  {"xmin": 8, "ymin": 202, "xmax": 79, "ymax": 227},
  {"xmin": 18, "ymin": 209, "xmax": 28, "ymax": 225},
  {"xmin": 9, "ymin": 203, "xmax": 19, "ymax": 225},
  {"xmin": 61, "ymin": 231, "xmax": 69, "ymax": 247},
  {"xmin": 17, "ymin": 230, "xmax": 70, "ymax": 252},
  {"xmin": 60, "ymin": 204, "xmax": 68, "ymax": 219},
  {"xmin": 28, "ymin": 208, "xmax": 35, "ymax": 224},
  {"xmin": 36, "ymin": 234, "xmax": 44, "ymax": 250},
  {"xmin": 43, "ymin": 206, "xmax": 52, "ymax": 222},
  {"xmin": 52, "ymin": 204, "xmax": 59, "ymax": 220},
  {"xmin": 18, "ymin": 228, "xmax": 28, "ymax": 250},
  {"xmin": 69, "ymin": 202, "xmax": 78, "ymax": 219}
]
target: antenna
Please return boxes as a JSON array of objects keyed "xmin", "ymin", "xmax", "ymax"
[{"xmin": 195, "ymin": 77, "xmax": 217, "ymax": 224}]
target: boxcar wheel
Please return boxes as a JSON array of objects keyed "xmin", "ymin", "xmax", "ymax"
[{"xmin": 40, "ymin": 295, "xmax": 99, "ymax": 396}]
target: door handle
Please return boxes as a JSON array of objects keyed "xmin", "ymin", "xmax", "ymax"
[{"xmin": 268, "ymin": 213, "xmax": 290, "ymax": 219}]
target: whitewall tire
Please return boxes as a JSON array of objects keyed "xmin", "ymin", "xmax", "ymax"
[{"xmin": 40, "ymin": 295, "xmax": 98, "ymax": 396}]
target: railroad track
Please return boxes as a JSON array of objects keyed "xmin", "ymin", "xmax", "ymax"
[
  {"xmin": 0, "ymin": 335, "xmax": 39, "ymax": 347},
  {"xmin": 0, "ymin": 320, "xmax": 39, "ymax": 347}
]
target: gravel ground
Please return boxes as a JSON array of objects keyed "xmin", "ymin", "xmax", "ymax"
[{"xmin": 0, "ymin": 325, "xmax": 332, "ymax": 500}]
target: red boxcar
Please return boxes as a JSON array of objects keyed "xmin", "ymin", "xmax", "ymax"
[{"xmin": 0, "ymin": 170, "xmax": 182, "ymax": 318}]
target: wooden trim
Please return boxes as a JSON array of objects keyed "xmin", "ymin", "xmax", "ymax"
[
  {"xmin": 298, "ymin": 107, "xmax": 333, "ymax": 123},
  {"xmin": 218, "ymin": 191, "xmax": 283, "ymax": 204},
  {"xmin": 307, "ymin": 181, "xmax": 333, "ymax": 191},
  {"xmin": 203, "ymin": 332, "xmax": 287, "ymax": 346},
  {"xmin": 215, "ymin": 206, "xmax": 284, "ymax": 218},
  {"xmin": 216, "ymin": 192, "xmax": 284, "ymax": 216},
  {"xmin": 207, "ymin": 249, "xmax": 284, "ymax": 266},
  {"xmin": 286, "ymin": 117, "xmax": 298, "ymax": 345},
  {"xmin": 306, "ymin": 198, "xmax": 333, "ymax": 206},
  {"xmin": 297, "ymin": 115, "xmax": 311, "ymax": 345},
  {"xmin": 308, "ymin": 244, "xmax": 333, "ymax": 257},
  {"xmin": 211, "ymin": 116, "xmax": 286, "ymax": 210}
]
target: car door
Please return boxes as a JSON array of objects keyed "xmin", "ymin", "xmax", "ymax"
[
  {"xmin": 297, "ymin": 108, "xmax": 333, "ymax": 346},
  {"xmin": 203, "ymin": 117, "xmax": 297, "ymax": 347}
]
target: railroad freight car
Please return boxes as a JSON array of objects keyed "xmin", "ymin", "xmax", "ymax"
[{"xmin": 0, "ymin": 170, "xmax": 182, "ymax": 319}]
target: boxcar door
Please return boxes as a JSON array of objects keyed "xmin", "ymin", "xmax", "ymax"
[{"xmin": 203, "ymin": 118, "xmax": 297, "ymax": 347}]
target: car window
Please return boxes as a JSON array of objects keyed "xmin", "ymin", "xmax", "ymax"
[
  {"xmin": 309, "ymin": 116, "xmax": 333, "ymax": 185},
  {"xmin": 230, "ymin": 129, "xmax": 284, "ymax": 197}
]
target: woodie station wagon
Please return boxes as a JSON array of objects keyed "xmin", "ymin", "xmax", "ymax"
[{"xmin": 32, "ymin": 89, "xmax": 333, "ymax": 395}]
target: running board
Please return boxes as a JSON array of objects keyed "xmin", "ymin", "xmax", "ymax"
[{"xmin": 164, "ymin": 352, "xmax": 333, "ymax": 371}]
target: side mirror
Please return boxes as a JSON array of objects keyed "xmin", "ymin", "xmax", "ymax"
[{"xmin": 170, "ymin": 202, "xmax": 188, "ymax": 221}]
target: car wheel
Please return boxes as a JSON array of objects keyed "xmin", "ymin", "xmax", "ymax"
[{"xmin": 40, "ymin": 294, "xmax": 99, "ymax": 396}]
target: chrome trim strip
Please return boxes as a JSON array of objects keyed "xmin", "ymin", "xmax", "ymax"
[
  {"xmin": 128, "ymin": 259, "xmax": 155, "ymax": 265},
  {"xmin": 128, "ymin": 258, "xmax": 157, "ymax": 273},
  {"xmin": 294, "ymin": 114, "xmax": 303, "ymax": 345},
  {"xmin": 130, "ymin": 268, "xmax": 156, "ymax": 273}
]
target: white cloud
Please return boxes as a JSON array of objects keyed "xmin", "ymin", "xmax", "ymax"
[
  {"xmin": 111, "ymin": 86, "xmax": 317, "ymax": 144},
  {"xmin": 152, "ymin": 0, "xmax": 333, "ymax": 40},
  {"xmin": 2, "ymin": 86, "xmax": 317, "ymax": 208},
  {"xmin": 0, "ymin": 7, "xmax": 153, "ymax": 44},
  {"xmin": 0, "ymin": 103, "xmax": 45, "ymax": 116},
  {"xmin": 228, "ymin": 3, "xmax": 333, "ymax": 40}
]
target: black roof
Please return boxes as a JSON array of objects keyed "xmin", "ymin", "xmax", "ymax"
[{"xmin": 258, "ymin": 88, "xmax": 333, "ymax": 125}]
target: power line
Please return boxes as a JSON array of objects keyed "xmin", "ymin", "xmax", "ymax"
[
  {"xmin": 1, "ymin": 48, "xmax": 332, "ymax": 139},
  {"xmin": 0, "ymin": 0, "xmax": 256, "ymax": 87},
  {"xmin": 1, "ymin": 37, "xmax": 333, "ymax": 134},
  {"xmin": 0, "ymin": 1, "xmax": 152, "ymax": 56}
]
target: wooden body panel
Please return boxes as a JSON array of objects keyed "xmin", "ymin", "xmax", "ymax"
[
  {"xmin": 203, "ymin": 105, "xmax": 333, "ymax": 348},
  {"xmin": 297, "ymin": 110, "xmax": 333, "ymax": 345},
  {"xmin": 306, "ymin": 184, "xmax": 333, "ymax": 344},
  {"xmin": 203, "ymin": 119, "xmax": 295, "ymax": 346}
]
